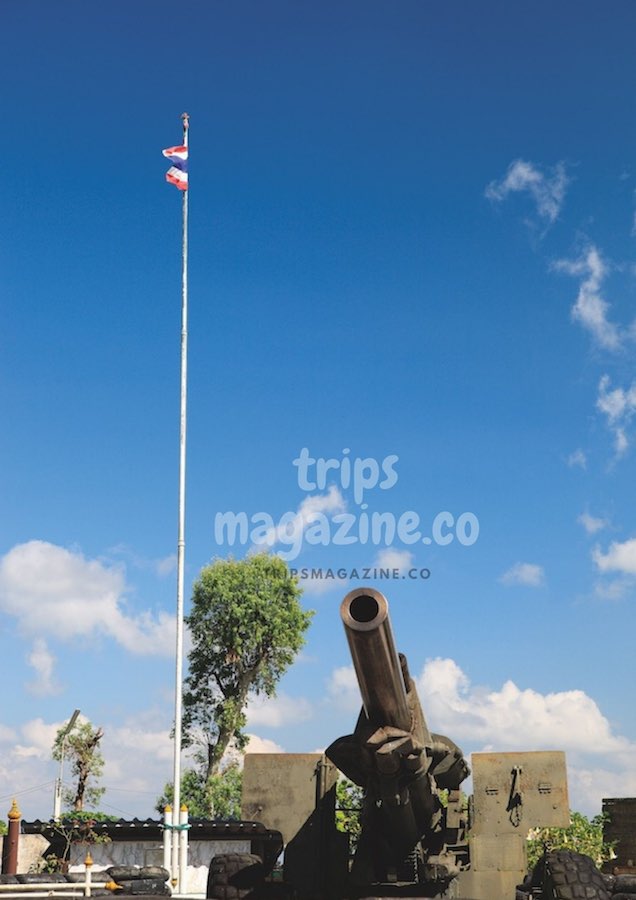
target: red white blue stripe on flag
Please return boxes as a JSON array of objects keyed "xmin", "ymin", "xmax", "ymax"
[{"xmin": 162, "ymin": 144, "xmax": 188, "ymax": 190}]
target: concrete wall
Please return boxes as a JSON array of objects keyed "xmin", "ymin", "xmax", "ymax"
[
  {"xmin": 2, "ymin": 834, "xmax": 249, "ymax": 894},
  {"xmin": 68, "ymin": 839, "xmax": 250, "ymax": 894},
  {"xmin": 0, "ymin": 834, "xmax": 50, "ymax": 875}
]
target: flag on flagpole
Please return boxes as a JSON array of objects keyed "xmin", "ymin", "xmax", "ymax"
[{"xmin": 163, "ymin": 144, "xmax": 188, "ymax": 190}]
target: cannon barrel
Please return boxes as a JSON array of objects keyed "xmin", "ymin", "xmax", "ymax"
[{"xmin": 340, "ymin": 587, "xmax": 411, "ymax": 731}]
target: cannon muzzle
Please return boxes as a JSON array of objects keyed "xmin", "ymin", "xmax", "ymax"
[{"xmin": 340, "ymin": 587, "xmax": 411, "ymax": 731}]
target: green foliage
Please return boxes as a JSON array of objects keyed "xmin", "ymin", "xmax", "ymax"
[
  {"xmin": 335, "ymin": 778, "xmax": 363, "ymax": 849},
  {"xmin": 526, "ymin": 811, "xmax": 614, "ymax": 869},
  {"xmin": 183, "ymin": 554, "xmax": 312, "ymax": 778},
  {"xmin": 0, "ymin": 819, "xmax": 7, "ymax": 835},
  {"xmin": 52, "ymin": 720, "xmax": 105, "ymax": 812},
  {"xmin": 156, "ymin": 761, "xmax": 243, "ymax": 820},
  {"xmin": 29, "ymin": 816, "xmax": 113, "ymax": 874},
  {"xmin": 437, "ymin": 789, "xmax": 468, "ymax": 811},
  {"xmin": 157, "ymin": 769, "xmax": 209, "ymax": 818},
  {"xmin": 61, "ymin": 811, "xmax": 117, "ymax": 824},
  {"xmin": 208, "ymin": 762, "xmax": 243, "ymax": 819}
]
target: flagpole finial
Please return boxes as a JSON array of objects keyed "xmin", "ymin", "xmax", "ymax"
[{"xmin": 181, "ymin": 112, "xmax": 189, "ymax": 129}]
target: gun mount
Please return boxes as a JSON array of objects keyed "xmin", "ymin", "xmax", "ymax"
[
  {"xmin": 326, "ymin": 587, "xmax": 470, "ymax": 896},
  {"xmin": 220, "ymin": 586, "xmax": 574, "ymax": 900}
]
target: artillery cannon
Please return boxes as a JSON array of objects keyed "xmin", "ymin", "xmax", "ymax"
[
  {"xmin": 325, "ymin": 587, "xmax": 470, "ymax": 895},
  {"xmin": 210, "ymin": 586, "xmax": 588, "ymax": 900}
]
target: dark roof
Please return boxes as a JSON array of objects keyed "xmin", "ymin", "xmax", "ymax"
[{"xmin": 22, "ymin": 818, "xmax": 278, "ymax": 843}]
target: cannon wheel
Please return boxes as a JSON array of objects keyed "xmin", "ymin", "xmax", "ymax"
[
  {"xmin": 206, "ymin": 853, "xmax": 265, "ymax": 900},
  {"xmin": 535, "ymin": 850, "xmax": 611, "ymax": 900}
]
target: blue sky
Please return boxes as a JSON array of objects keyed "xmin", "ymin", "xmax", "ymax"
[{"xmin": 1, "ymin": 0, "xmax": 636, "ymax": 820}]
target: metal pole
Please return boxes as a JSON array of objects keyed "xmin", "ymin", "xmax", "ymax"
[{"xmin": 171, "ymin": 111, "xmax": 189, "ymax": 893}]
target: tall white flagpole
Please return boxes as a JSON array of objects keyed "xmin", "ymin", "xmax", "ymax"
[{"xmin": 172, "ymin": 111, "xmax": 189, "ymax": 892}]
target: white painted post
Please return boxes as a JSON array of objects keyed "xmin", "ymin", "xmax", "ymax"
[
  {"xmin": 84, "ymin": 851, "xmax": 93, "ymax": 898},
  {"xmin": 163, "ymin": 805, "xmax": 173, "ymax": 877},
  {"xmin": 178, "ymin": 804, "xmax": 189, "ymax": 894}
]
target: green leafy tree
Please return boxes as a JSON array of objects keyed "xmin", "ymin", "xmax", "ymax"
[
  {"xmin": 157, "ymin": 769, "xmax": 209, "ymax": 818},
  {"xmin": 0, "ymin": 820, "xmax": 7, "ymax": 836},
  {"xmin": 526, "ymin": 811, "xmax": 614, "ymax": 869},
  {"xmin": 208, "ymin": 761, "xmax": 243, "ymax": 819},
  {"xmin": 335, "ymin": 778, "xmax": 363, "ymax": 850},
  {"xmin": 156, "ymin": 761, "xmax": 243, "ymax": 820},
  {"xmin": 183, "ymin": 554, "xmax": 312, "ymax": 780},
  {"xmin": 52, "ymin": 721, "xmax": 105, "ymax": 812}
]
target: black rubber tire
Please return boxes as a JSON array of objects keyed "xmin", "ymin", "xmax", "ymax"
[
  {"xmin": 138, "ymin": 867, "xmax": 169, "ymax": 881},
  {"xmin": 602, "ymin": 874, "xmax": 616, "ymax": 893},
  {"xmin": 541, "ymin": 850, "xmax": 612, "ymax": 899},
  {"xmin": 206, "ymin": 853, "xmax": 265, "ymax": 900},
  {"xmin": 108, "ymin": 867, "xmax": 140, "ymax": 880},
  {"xmin": 108, "ymin": 866, "xmax": 170, "ymax": 882},
  {"xmin": 615, "ymin": 874, "xmax": 636, "ymax": 893},
  {"xmin": 67, "ymin": 871, "xmax": 111, "ymax": 883},
  {"xmin": 17, "ymin": 874, "xmax": 69, "ymax": 883}
]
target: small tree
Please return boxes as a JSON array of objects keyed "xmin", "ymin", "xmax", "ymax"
[
  {"xmin": 183, "ymin": 554, "xmax": 312, "ymax": 780},
  {"xmin": 30, "ymin": 815, "xmax": 114, "ymax": 874},
  {"xmin": 52, "ymin": 720, "xmax": 105, "ymax": 812}
]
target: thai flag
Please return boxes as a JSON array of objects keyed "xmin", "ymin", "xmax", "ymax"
[{"xmin": 163, "ymin": 144, "xmax": 188, "ymax": 190}]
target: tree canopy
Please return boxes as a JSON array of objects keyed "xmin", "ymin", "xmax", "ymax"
[
  {"xmin": 182, "ymin": 554, "xmax": 312, "ymax": 779},
  {"xmin": 156, "ymin": 761, "xmax": 243, "ymax": 820},
  {"xmin": 52, "ymin": 720, "xmax": 105, "ymax": 812},
  {"xmin": 526, "ymin": 811, "xmax": 614, "ymax": 868}
]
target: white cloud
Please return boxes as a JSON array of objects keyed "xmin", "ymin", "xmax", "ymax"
[
  {"xmin": 0, "ymin": 541, "xmax": 175, "ymax": 656},
  {"xmin": 0, "ymin": 725, "xmax": 17, "ymax": 744},
  {"xmin": 485, "ymin": 159, "xmax": 568, "ymax": 225},
  {"xmin": 26, "ymin": 638, "xmax": 61, "ymax": 696},
  {"xmin": 553, "ymin": 246, "xmax": 621, "ymax": 350},
  {"xmin": 593, "ymin": 537, "xmax": 636, "ymax": 575},
  {"xmin": 597, "ymin": 374, "xmax": 636, "ymax": 422},
  {"xmin": 155, "ymin": 555, "xmax": 177, "ymax": 577},
  {"xmin": 577, "ymin": 511, "xmax": 608, "ymax": 535},
  {"xmin": 418, "ymin": 657, "xmax": 630, "ymax": 753},
  {"xmin": 251, "ymin": 486, "xmax": 346, "ymax": 560},
  {"xmin": 615, "ymin": 427, "xmax": 629, "ymax": 456},
  {"xmin": 596, "ymin": 375, "xmax": 636, "ymax": 457},
  {"xmin": 297, "ymin": 573, "xmax": 344, "ymax": 596},
  {"xmin": 246, "ymin": 692, "xmax": 313, "ymax": 728},
  {"xmin": 594, "ymin": 578, "xmax": 631, "ymax": 601},
  {"xmin": 373, "ymin": 548, "xmax": 414, "ymax": 574},
  {"xmin": 417, "ymin": 658, "xmax": 636, "ymax": 814},
  {"xmin": 108, "ymin": 544, "xmax": 176, "ymax": 578},
  {"xmin": 326, "ymin": 665, "xmax": 360, "ymax": 713},
  {"xmin": 244, "ymin": 734, "xmax": 285, "ymax": 754},
  {"xmin": 567, "ymin": 448, "xmax": 587, "ymax": 469},
  {"xmin": 499, "ymin": 562, "xmax": 545, "ymax": 587},
  {"xmin": 15, "ymin": 717, "xmax": 62, "ymax": 761}
]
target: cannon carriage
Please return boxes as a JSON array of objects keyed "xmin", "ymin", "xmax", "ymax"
[{"xmin": 207, "ymin": 588, "xmax": 602, "ymax": 900}]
